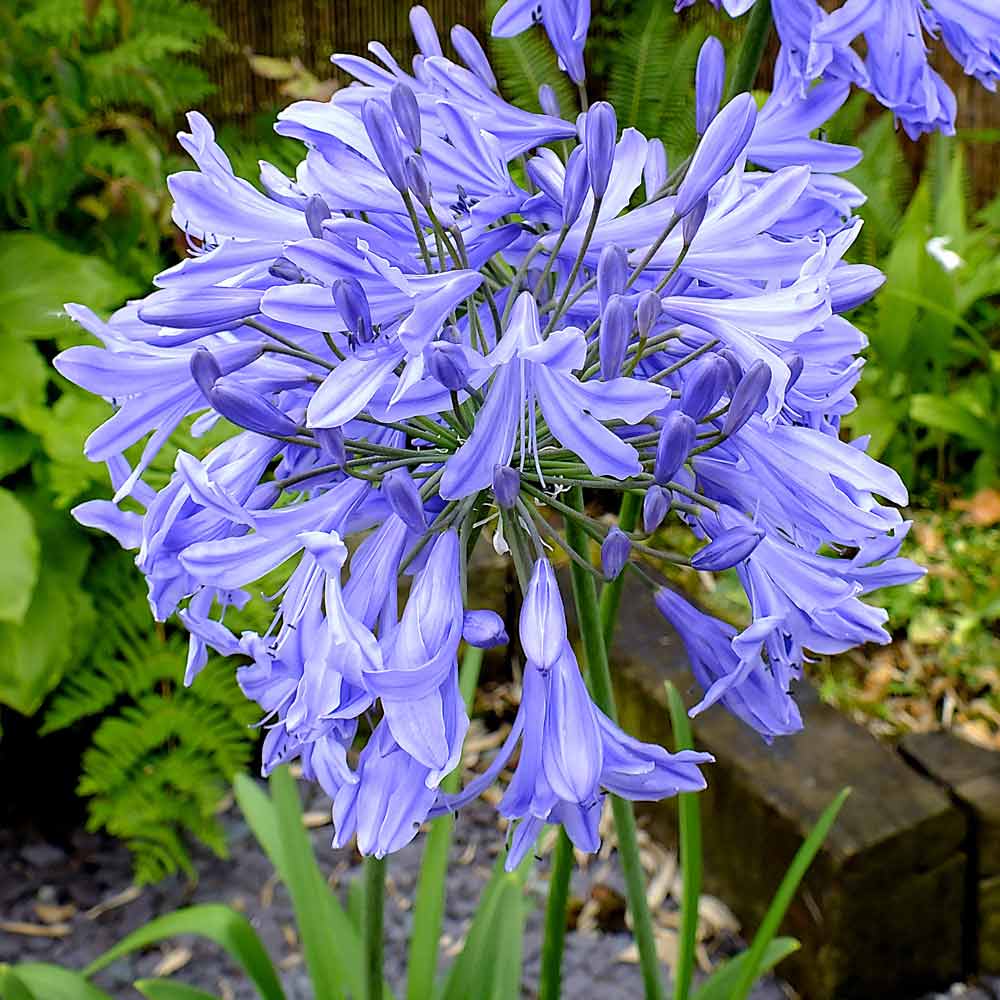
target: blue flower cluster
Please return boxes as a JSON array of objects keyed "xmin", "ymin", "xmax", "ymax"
[
  {"xmin": 674, "ymin": 0, "xmax": 1000, "ymax": 138},
  {"xmin": 56, "ymin": 4, "xmax": 934, "ymax": 865}
]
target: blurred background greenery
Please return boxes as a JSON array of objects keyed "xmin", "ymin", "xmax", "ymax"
[{"xmin": 0, "ymin": 0, "xmax": 997, "ymax": 884}]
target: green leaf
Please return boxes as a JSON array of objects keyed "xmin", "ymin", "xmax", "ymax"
[
  {"xmin": 692, "ymin": 938, "xmax": 800, "ymax": 1000},
  {"xmin": 83, "ymin": 904, "xmax": 284, "ymax": 1000},
  {"xmin": 0, "ymin": 430, "xmax": 38, "ymax": 480},
  {"xmin": 407, "ymin": 646, "xmax": 484, "ymax": 1000},
  {"xmin": 0, "ymin": 498, "xmax": 95, "ymax": 715},
  {"xmin": 910, "ymin": 393, "xmax": 998, "ymax": 453},
  {"xmin": 0, "ymin": 233, "xmax": 137, "ymax": 340},
  {"xmin": 0, "ymin": 489, "xmax": 40, "ymax": 624},
  {"xmin": 5, "ymin": 964, "xmax": 113, "ymax": 1000},
  {"xmin": 0, "ymin": 339, "xmax": 48, "ymax": 419},
  {"xmin": 729, "ymin": 789, "xmax": 851, "ymax": 1000},
  {"xmin": 666, "ymin": 682, "xmax": 700, "ymax": 1000},
  {"xmin": 842, "ymin": 396, "xmax": 903, "ymax": 463},
  {"xmin": 134, "ymin": 980, "xmax": 222, "ymax": 1000},
  {"xmin": 0, "ymin": 965, "xmax": 36, "ymax": 1000}
]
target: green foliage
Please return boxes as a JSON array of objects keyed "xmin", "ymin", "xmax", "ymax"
[{"xmin": 0, "ymin": 0, "xmax": 221, "ymax": 280}]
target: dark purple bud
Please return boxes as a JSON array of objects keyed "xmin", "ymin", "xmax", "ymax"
[
  {"xmin": 681, "ymin": 355, "xmax": 730, "ymax": 421},
  {"xmin": 585, "ymin": 101, "xmax": 617, "ymax": 200},
  {"xmin": 409, "ymin": 5, "xmax": 442, "ymax": 56},
  {"xmin": 209, "ymin": 383, "xmax": 300, "ymax": 437},
  {"xmin": 601, "ymin": 526, "xmax": 631, "ymax": 580},
  {"xmin": 315, "ymin": 427, "xmax": 346, "ymax": 466},
  {"xmin": 390, "ymin": 83, "xmax": 422, "ymax": 150},
  {"xmin": 538, "ymin": 83, "xmax": 561, "ymax": 118},
  {"xmin": 636, "ymin": 291, "xmax": 662, "ymax": 339},
  {"xmin": 782, "ymin": 350, "xmax": 804, "ymax": 389},
  {"xmin": 305, "ymin": 194, "xmax": 331, "ymax": 239},
  {"xmin": 675, "ymin": 93, "xmax": 756, "ymax": 218},
  {"xmin": 383, "ymin": 467, "xmax": 426, "ymax": 532},
  {"xmin": 599, "ymin": 294, "xmax": 630, "ymax": 380},
  {"xmin": 493, "ymin": 465, "xmax": 520, "ymax": 509},
  {"xmin": 695, "ymin": 36, "xmax": 725, "ymax": 135},
  {"xmin": 723, "ymin": 359, "xmax": 772, "ymax": 436},
  {"xmin": 718, "ymin": 347, "xmax": 743, "ymax": 388},
  {"xmin": 690, "ymin": 524, "xmax": 764, "ymax": 571},
  {"xmin": 654, "ymin": 411, "xmax": 696, "ymax": 484},
  {"xmin": 643, "ymin": 485, "xmax": 671, "ymax": 534},
  {"xmin": 596, "ymin": 244, "xmax": 627, "ymax": 310},
  {"xmin": 451, "ymin": 25, "xmax": 497, "ymax": 89},
  {"xmin": 462, "ymin": 609, "xmax": 508, "ymax": 648},
  {"xmin": 404, "ymin": 154, "xmax": 432, "ymax": 207},
  {"xmin": 361, "ymin": 100, "xmax": 407, "ymax": 193},
  {"xmin": 139, "ymin": 288, "xmax": 262, "ymax": 329},
  {"xmin": 644, "ymin": 139, "xmax": 667, "ymax": 200},
  {"xmin": 562, "ymin": 145, "xmax": 590, "ymax": 227},
  {"xmin": 681, "ymin": 195, "xmax": 709, "ymax": 246},
  {"xmin": 332, "ymin": 277, "xmax": 373, "ymax": 343},
  {"xmin": 269, "ymin": 257, "xmax": 304, "ymax": 282},
  {"xmin": 425, "ymin": 339, "xmax": 471, "ymax": 391},
  {"xmin": 190, "ymin": 347, "xmax": 222, "ymax": 397}
]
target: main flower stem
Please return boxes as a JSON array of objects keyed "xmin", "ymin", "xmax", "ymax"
[
  {"xmin": 726, "ymin": 0, "xmax": 773, "ymax": 99},
  {"xmin": 563, "ymin": 486, "xmax": 665, "ymax": 1000},
  {"xmin": 364, "ymin": 855, "xmax": 386, "ymax": 1000},
  {"xmin": 539, "ymin": 829, "xmax": 575, "ymax": 1000}
]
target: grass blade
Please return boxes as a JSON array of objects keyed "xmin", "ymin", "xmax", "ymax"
[
  {"xmin": 4, "ymin": 965, "xmax": 113, "ymax": 1000},
  {"xmin": 134, "ymin": 981, "xmax": 222, "ymax": 1000},
  {"xmin": 82, "ymin": 904, "xmax": 283, "ymax": 1000},
  {"xmin": 665, "ymin": 682, "xmax": 701, "ymax": 1000},
  {"xmin": 730, "ymin": 789, "xmax": 851, "ymax": 1000},
  {"xmin": 692, "ymin": 938, "xmax": 800, "ymax": 1000}
]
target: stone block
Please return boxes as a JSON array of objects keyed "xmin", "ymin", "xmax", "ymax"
[
  {"xmin": 606, "ymin": 577, "xmax": 968, "ymax": 999},
  {"xmin": 981, "ymin": 874, "xmax": 1000, "ymax": 973}
]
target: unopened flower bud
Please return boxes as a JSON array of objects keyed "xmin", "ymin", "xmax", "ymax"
[
  {"xmin": 315, "ymin": 427, "xmax": 347, "ymax": 466},
  {"xmin": 723, "ymin": 360, "xmax": 772, "ymax": 437},
  {"xmin": 562, "ymin": 145, "xmax": 590, "ymax": 227},
  {"xmin": 643, "ymin": 485, "xmax": 671, "ymax": 533},
  {"xmin": 782, "ymin": 351, "xmax": 804, "ymax": 389},
  {"xmin": 451, "ymin": 25, "xmax": 497, "ymax": 90},
  {"xmin": 636, "ymin": 291, "xmax": 662, "ymax": 340},
  {"xmin": 304, "ymin": 194, "xmax": 331, "ymax": 239},
  {"xmin": 695, "ymin": 36, "xmax": 725, "ymax": 135},
  {"xmin": 585, "ymin": 101, "xmax": 617, "ymax": 200},
  {"xmin": 332, "ymin": 277, "xmax": 373, "ymax": 343},
  {"xmin": 390, "ymin": 83, "xmax": 422, "ymax": 150},
  {"xmin": 404, "ymin": 154, "xmax": 432, "ymax": 207},
  {"xmin": 682, "ymin": 195, "xmax": 709, "ymax": 247},
  {"xmin": 139, "ymin": 288, "xmax": 262, "ymax": 329},
  {"xmin": 410, "ymin": 5, "xmax": 442, "ymax": 55},
  {"xmin": 681, "ymin": 355, "xmax": 730, "ymax": 421},
  {"xmin": 654, "ymin": 411, "xmax": 696, "ymax": 484},
  {"xmin": 383, "ymin": 467, "xmax": 426, "ymax": 532},
  {"xmin": 538, "ymin": 83, "xmax": 561, "ymax": 118},
  {"xmin": 597, "ymin": 244, "xmax": 628, "ymax": 310},
  {"xmin": 361, "ymin": 99, "xmax": 407, "ymax": 193},
  {"xmin": 599, "ymin": 294, "xmax": 631, "ymax": 380},
  {"xmin": 462, "ymin": 609, "xmax": 508, "ymax": 647},
  {"xmin": 269, "ymin": 256, "xmax": 304, "ymax": 282},
  {"xmin": 210, "ymin": 383, "xmax": 300, "ymax": 437},
  {"xmin": 493, "ymin": 465, "xmax": 520, "ymax": 509},
  {"xmin": 190, "ymin": 347, "xmax": 222, "ymax": 397},
  {"xmin": 718, "ymin": 348, "xmax": 743, "ymax": 389},
  {"xmin": 690, "ymin": 524, "xmax": 764, "ymax": 571},
  {"xmin": 601, "ymin": 526, "xmax": 631, "ymax": 580},
  {"xmin": 425, "ymin": 339, "xmax": 471, "ymax": 391}
]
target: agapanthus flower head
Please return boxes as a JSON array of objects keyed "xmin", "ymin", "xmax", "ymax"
[{"xmin": 56, "ymin": 0, "xmax": 924, "ymax": 866}]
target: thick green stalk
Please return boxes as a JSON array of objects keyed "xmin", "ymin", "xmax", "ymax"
[
  {"xmin": 364, "ymin": 855, "xmax": 386, "ymax": 1000},
  {"xmin": 726, "ymin": 0, "xmax": 773, "ymax": 99},
  {"xmin": 599, "ymin": 491, "xmax": 641, "ymax": 650},
  {"xmin": 564, "ymin": 487, "xmax": 665, "ymax": 1000},
  {"xmin": 538, "ymin": 830, "xmax": 576, "ymax": 1000}
]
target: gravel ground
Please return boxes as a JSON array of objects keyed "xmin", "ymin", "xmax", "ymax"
[{"xmin": 1, "ymin": 782, "xmax": 996, "ymax": 1000}]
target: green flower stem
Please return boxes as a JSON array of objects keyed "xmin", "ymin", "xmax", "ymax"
[
  {"xmin": 726, "ymin": 0, "xmax": 773, "ymax": 99},
  {"xmin": 539, "ymin": 829, "xmax": 576, "ymax": 1000},
  {"xmin": 564, "ymin": 486, "xmax": 665, "ymax": 1000},
  {"xmin": 544, "ymin": 201, "xmax": 602, "ymax": 334},
  {"xmin": 364, "ymin": 854, "xmax": 386, "ymax": 1000},
  {"xmin": 599, "ymin": 491, "xmax": 641, "ymax": 649}
]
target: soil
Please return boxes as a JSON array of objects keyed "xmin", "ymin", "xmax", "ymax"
[{"xmin": 2, "ymin": 781, "xmax": 997, "ymax": 1000}]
